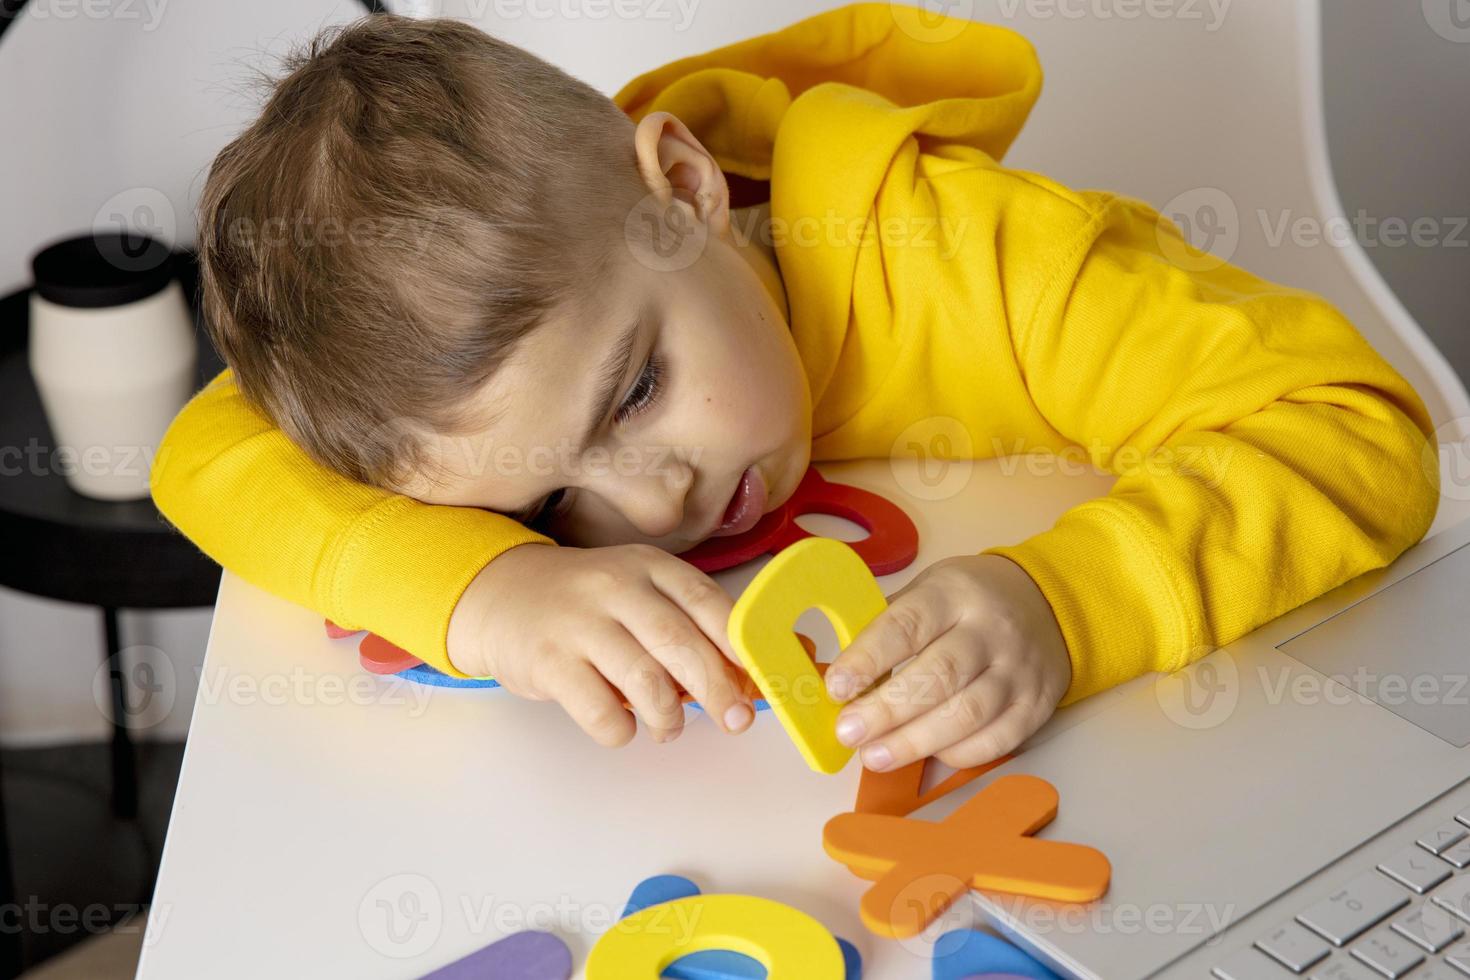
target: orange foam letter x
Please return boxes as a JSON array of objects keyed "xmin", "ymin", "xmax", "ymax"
[{"xmin": 823, "ymin": 773, "xmax": 1111, "ymax": 939}]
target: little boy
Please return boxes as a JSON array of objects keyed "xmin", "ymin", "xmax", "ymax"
[{"xmin": 152, "ymin": 5, "xmax": 1441, "ymax": 774}]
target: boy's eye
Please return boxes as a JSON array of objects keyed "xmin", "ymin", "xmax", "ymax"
[
  {"xmin": 519, "ymin": 352, "xmax": 665, "ymax": 528},
  {"xmin": 614, "ymin": 352, "xmax": 665, "ymax": 425}
]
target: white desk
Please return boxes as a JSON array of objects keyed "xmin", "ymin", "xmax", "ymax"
[{"xmin": 135, "ymin": 456, "xmax": 1154, "ymax": 979}]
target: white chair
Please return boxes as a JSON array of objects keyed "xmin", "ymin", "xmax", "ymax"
[{"xmin": 478, "ymin": 0, "xmax": 1470, "ymax": 534}]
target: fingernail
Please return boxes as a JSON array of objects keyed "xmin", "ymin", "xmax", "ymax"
[
  {"xmin": 723, "ymin": 703, "xmax": 753, "ymax": 732},
  {"xmin": 826, "ymin": 669, "xmax": 852, "ymax": 701},
  {"xmin": 862, "ymin": 743, "xmax": 893, "ymax": 771},
  {"xmin": 835, "ymin": 713, "xmax": 866, "ymax": 746}
]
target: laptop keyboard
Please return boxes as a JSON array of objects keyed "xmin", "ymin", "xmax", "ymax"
[{"xmin": 1213, "ymin": 804, "xmax": 1470, "ymax": 979}]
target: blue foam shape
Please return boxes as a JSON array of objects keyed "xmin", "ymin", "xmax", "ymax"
[
  {"xmin": 397, "ymin": 663, "xmax": 501, "ymax": 689},
  {"xmin": 618, "ymin": 874, "xmax": 860, "ymax": 980},
  {"xmin": 621, "ymin": 874, "xmax": 702, "ymax": 918},
  {"xmin": 394, "ymin": 665, "xmax": 776, "ymax": 712},
  {"xmin": 656, "ymin": 942, "xmax": 862, "ymax": 980},
  {"xmin": 688, "ymin": 698, "xmax": 774, "ymax": 713},
  {"xmin": 931, "ymin": 929, "xmax": 1061, "ymax": 980}
]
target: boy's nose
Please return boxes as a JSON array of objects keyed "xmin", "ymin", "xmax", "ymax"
[{"xmin": 610, "ymin": 465, "xmax": 694, "ymax": 540}]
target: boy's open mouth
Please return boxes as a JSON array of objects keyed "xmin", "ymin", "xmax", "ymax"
[{"xmin": 709, "ymin": 464, "xmax": 768, "ymax": 538}]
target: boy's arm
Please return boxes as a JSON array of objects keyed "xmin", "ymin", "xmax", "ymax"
[
  {"xmin": 979, "ymin": 191, "xmax": 1442, "ymax": 705},
  {"xmin": 148, "ymin": 368, "xmax": 556, "ymax": 678}
]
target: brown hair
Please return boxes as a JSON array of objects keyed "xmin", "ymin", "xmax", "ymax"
[{"xmin": 196, "ymin": 13, "xmax": 645, "ymax": 491}]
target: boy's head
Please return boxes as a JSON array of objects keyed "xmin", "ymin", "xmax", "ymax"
[{"xmin": 199, "ymin": 14, "xmax": 811, "ymax": 553}]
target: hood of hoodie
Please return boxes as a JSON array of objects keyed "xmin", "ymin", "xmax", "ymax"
[{"xmin": 612, "ymin": 3, "xmax": 1043, "ymax": 435}]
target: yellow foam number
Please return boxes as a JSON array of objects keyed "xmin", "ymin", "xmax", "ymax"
[
  {"xmin": 585, "ymin": 893, "xmax": 845, "ymax": 980},
  {"xmin": 728, "ymin": 537, "xmax": 888, "ymax": 774}
]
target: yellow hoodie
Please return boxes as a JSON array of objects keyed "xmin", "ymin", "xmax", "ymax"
[{"xmin": 151, "ymin": 3, "xmax": 1440, "ymax": 704}]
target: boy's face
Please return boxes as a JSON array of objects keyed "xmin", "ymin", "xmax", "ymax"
[{"xmin": 399, "ymin": 174, "xmax": 813, "ymax": 553}]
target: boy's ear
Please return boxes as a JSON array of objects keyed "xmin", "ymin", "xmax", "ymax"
[{"xmin": 632, "ymin": 111, "xmax": 731, "ymax": 239}]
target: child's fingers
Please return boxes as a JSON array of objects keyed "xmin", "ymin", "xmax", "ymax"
[
  {"xmin": 648, "ymin": 558, "xmax": 740, "ymax": 665},
  {"xmin": 825, "ymin": 591, "xmax": 953, "ymax": 703},
  {"xmin": 540, "ymin": 658, "xmax": 637, "ymax": 748},
  {"xmin": 585, "ymin": 628, "xmax": 687, "ymax": 742},
  {"xmin": 621, "ymin": 586, "xmax": 753, "ymax": 733},
  {"xmin": 635, "ymin": 622, "xmax": 753, "ymax": 735},
  {"xmin": 833, "ymin": 631, "xmax": 989, "ymax": 748},
  {"xmin": 855, "ymin": 672, "xmax": 1013, "ymax": 772},
  {"xmin": 933, "ymin": 701, "xmax": 1039, "ymax": 770}
]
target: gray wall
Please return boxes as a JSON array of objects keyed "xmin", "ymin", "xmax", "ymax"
[
  {"xmin": 1322, "ymin": 0, "xmax": 1470, "ymax": 383},
  {"xmin": 0, "ymin": 1, "xmax": 376, "ymax": 745}
]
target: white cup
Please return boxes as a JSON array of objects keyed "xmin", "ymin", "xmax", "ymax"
[{"xmin": 28, "ymin": 232, "xmax": 196, "ymax": 501}]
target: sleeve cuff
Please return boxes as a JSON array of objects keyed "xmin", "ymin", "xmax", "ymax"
[{"xmin": 327, "ymin": 497, "xmax": 555, "ymax": 679}]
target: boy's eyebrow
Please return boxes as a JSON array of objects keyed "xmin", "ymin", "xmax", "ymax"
[{"xmin": 575, "ymin": 309, "xmax": 644, "ymax": 457}]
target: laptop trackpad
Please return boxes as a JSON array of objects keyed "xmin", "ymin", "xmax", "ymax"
[{"xmin": 1277, "ymin": 540, "xmax": 1470, "ymax": 747}]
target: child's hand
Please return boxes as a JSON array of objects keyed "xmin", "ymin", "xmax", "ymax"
[
  {"xmin": 823, "ymin": 554, "xmax": 1072, "ymax": 771},
  {"xmin": 447, "ymin": 543, "xmax": 756, "ymax": 746}
]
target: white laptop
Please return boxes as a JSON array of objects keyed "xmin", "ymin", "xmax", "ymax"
[{"xmin": 912, "ymin": 514, "xmax": 1470, "ymax": 979}]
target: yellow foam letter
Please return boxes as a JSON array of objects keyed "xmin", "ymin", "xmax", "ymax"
[
  {"xmin": 728, "ymin": 537, "xmax": 888, "ymax": 774},
  {"xmin": 585, "ymin": 893, "xmax": 845, "ymax": 979}
]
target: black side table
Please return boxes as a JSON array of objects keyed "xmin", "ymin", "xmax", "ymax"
[{"xmin": 0, "ymin": 248, "xmax": 224, "ymax": 976}]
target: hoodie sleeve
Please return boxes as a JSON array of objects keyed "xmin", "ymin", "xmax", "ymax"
[
  {"xmin": 149, "ymin": 368, "xmax": 555, "ymax": 677},
  {"xmin": 741, "ymin": 5, "xmax": 1442, "ymax": 706},
  {"xmin": 978, "ymin": 189, "xmax": 1442, "ymax": 705}
]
